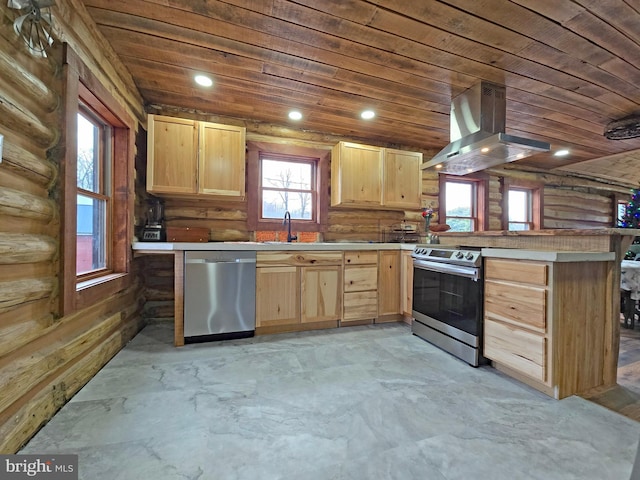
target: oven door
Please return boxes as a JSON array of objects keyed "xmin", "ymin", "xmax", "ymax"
[{"xmin": 412, "ymin": 260, "xmax": 483, "ymax": 337}]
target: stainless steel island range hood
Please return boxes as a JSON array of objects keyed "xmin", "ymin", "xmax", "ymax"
[{"xmin": 422, "ymin": 82, "xmax": 550, "ymax": 175}]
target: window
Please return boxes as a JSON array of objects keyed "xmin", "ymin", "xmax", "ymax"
[
  {"xmin": 444, "ymin": 180, "xmax": 477, "ymax": 232},
  {"xmin": 501, "ymin": 178, "xmax": 542, "ymax": 230},
  {"xmin": 246, "ymin": 142, "xmax": 329, "ymax": 233},
  {"xmin": 260, "ymin": 155, "xmax": 316, "ymax": 221},
  {"xmin": 76, "ymin": 108, "xmax": 111, "ymax": 276},
  {"xmin": 508, "ymin": 188, "xmax": 533, "ymax": 230},
  {"xmin": 617, "ymin": 198, "xmax": 629, "ymax": 227},
  {"xmin": 62, "ymin": 46, "xmax": 135, "ymax": 314}
]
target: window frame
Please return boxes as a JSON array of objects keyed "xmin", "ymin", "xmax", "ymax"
[
  {"xmin": 259, "ymin": 152, "xmax": 318, "ymax": 222},
  {"xmin": 61, "ymin": 44, "xmax": 135, "ymax": 315},
  {"xmin": 438, "ymin": 174, "xmax": 488, "ymax": 232},
  {"xmin": 613, "ymin": 192, "xmax": 629, "ymax": 227},
  {"xmin": 247, "ymin": 141, "xmax": 329, "ymax": 232},
  {"xmin": 501, "ymin": 177, "xmax": 543, "ymax": 230},
  {"xmin": 76, "ymin": 104, "xmax": 113, "ymax": 280}
]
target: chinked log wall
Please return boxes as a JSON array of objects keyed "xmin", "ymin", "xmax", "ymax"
[{"xmin": 0, "ymin": 2, "xmax": 146, "ymax": 453}]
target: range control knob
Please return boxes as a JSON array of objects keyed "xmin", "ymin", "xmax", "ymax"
[
  {"xmin": 465, "ymin": 252, "xmax": 475, "ymax": 260},
  {"xmin": 455, "ymin": 251, "xmax": 464, "ymax": 259}
]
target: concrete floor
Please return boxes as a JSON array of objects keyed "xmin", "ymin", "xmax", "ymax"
[{"xmin": 22, "ymin": 322, "xmax": 640, "ymax": 479}]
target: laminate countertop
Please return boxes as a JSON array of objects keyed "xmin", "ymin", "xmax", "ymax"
[{"xmin": 132, "ymin": 241, "xmax": 418, "ymax": 252}]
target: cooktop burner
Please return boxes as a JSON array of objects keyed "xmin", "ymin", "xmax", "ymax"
[{"xmin": 411, "ymin": 246, "xmax": 482, "ymax": 267}]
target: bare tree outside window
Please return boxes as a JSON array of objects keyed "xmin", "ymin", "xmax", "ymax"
[{"xmin": 261, "ymin": 157, "xmax": 314, "ymax": 220}]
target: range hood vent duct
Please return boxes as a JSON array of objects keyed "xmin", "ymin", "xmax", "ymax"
[{"xmin": 422, "ymin": 82, "xmax": 550, "ymax": 175}]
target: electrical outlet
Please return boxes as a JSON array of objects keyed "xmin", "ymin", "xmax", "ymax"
[{"xmin": 0, "ymin": 133, "xmax": 3, "ymax": 163}]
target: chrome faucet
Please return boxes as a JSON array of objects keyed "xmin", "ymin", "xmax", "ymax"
[{"xmin": 283, "ymin": 211, "xmax": 297, "ymax": 242}]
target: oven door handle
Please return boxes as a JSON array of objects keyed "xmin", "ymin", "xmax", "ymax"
[{"xmin": 413, "ymin": 259, "xmax": 480, "ymax": 281}]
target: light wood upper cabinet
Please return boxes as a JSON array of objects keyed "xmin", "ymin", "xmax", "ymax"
[
  {"xmin": 382, "ymin": 149, "xmax": 422, "ymax": 209},
  {"xmin": 331, "ymin": 142, "xmax": 383, "ymax": 207},
  {"xmin": 147, "ymin": 115, "xmax": 198, "ymax": 195},
  {"xmin": 331, "ymin": 141, "xmax": 422, "ymax": 210},
  {"xmin": 147, "ymin": 114, "xmax": 246, "ymax": 199},
  {"xmin": 199, "ymin": 122, "xmax": 246, "ymax": 197}
]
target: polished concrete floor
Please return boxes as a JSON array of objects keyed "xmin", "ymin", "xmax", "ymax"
[{"xmin": 22, "ymin": 322, "xmax": 640, "ymax": 479}]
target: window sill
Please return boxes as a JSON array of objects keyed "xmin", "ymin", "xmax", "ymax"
[
  {"xmin": 77, "ymin": 272, "xmax": 128, "ymax": 291},
  {"xmin": 74, "ymin": 272, "xmax": 131, "ymax": 312}
]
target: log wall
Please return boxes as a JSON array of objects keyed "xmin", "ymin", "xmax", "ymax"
[{"xmin": 0, "ymin": 1, "xmax": 146, "ymax": 453}]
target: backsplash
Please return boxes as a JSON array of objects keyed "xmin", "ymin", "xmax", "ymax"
[{"xmin": 255, "ymin": 230, "xmax": 320, "ymax": 242}]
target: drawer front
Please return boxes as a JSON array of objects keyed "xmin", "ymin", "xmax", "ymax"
[
  {"xmin": 344, "ymin": 265, "xmax": 378, "ymax": 292},
  {"xmin": 484, "ymin": 280, "xmax": 546, "ymax": 331},
  {"xmin": 485, "ymin": 258, "xmax": 548, "ymax": 286},
  {"xmin": 484, "ymin": 319, "xmax": 547, "ymax": 382},
  {"xmin": 257, "ymin": 251, "xmax": 342, "ymax": 267},
  {"xmin": 344, "ymin": 251, "xmax": 378, "ymax": 265},
  {"xmin": 343, "ymin": 291, "xmax": 378, "ymax": 320}
]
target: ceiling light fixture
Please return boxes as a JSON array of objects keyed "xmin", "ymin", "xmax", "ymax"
[
  {"xmin": 288, "ymin": 110, "xmax": 302, "ymax": 120},
  {"xmin": 361, "ymin": 110, "xmax": 375, "ymax": 120},
  {"xmin": 480, "ymin": 147, "xmax": 490, "ymax": 153},
  {"xmin": 194, "ymin": 75, "xmax": 213, "ymax": 87},
  {"xmin": 554, "ymin": 149, "xmax": 570, "ymax": 157}
]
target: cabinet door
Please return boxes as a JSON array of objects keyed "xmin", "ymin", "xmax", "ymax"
[
  {"xmin": 147, "ymin": 115, "xmax": 198, "ymax": 195},
  {"xmin": 401, "ymin": 250, "xmax": 414, "ymax": 317},
  {"xmin": 331, "ymin": 142, "xmax": 382, "ymax": 207},
  {"xmin": 256, "ymin": 266, "xmax": 299, "ymax": 327},
  {"xmin": 198, "ymin": 122, "xmax": 246, "ymax": 198},
  {"xmin": 382, "ymin": 149, "xmax": 422, "ymax": 209},
  {"xmin": 301, "ymin": 266, "xmax": 342, "ymax": 323},
  {"xmin": 378, "ymin": 250, "xmax": 401, "ymax": 316}
]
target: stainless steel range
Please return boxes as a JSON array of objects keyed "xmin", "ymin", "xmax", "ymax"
[{"xmin": 411, "ymin": 246, "xmax": 486, "ymax": 366}]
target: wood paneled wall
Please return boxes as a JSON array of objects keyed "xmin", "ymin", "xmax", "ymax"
[{"xmin": 0, "ymin": 2, "xmax": 145, "ymax": 453}]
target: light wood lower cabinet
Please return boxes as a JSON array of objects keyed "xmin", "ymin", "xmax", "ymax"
[
  {"xmin": 483, "ymin": 257, "xmax": 611, "ymax": 399},
  {"xmin": 400, "ymin": 250, "xmax": 414, "ymax": 320},
  {"xmin": 343, "ymin": 251, "xmax": 378, "ymax": 323},
  {"xmin": 256, "ymin": 266, "xmax": 300, "ymax": 327},
  {"xmin": 256, "ymin": 251, "xmax": 342, "ymax": 332},
  {"xmin": 377, "ymin": 250, "xmax": 401, "ymax": 321},
  {"xmin": 301, "ymin": 266, "xmax": 342, "ymax": 323}
]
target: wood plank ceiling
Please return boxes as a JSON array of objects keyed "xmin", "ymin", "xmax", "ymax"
[{"xmin": 80, "ymin": 0, "xmax": 640, "ymax": 185}]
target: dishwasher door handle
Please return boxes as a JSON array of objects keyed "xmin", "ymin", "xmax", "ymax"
[{"xmin": 185, "ymin": 258, "xmax": 256, "ymax": 264}]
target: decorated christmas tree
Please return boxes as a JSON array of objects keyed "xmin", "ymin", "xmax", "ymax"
[{"xmin": 621, "ymin": 188, "xmax": 640, "ymax": 228}]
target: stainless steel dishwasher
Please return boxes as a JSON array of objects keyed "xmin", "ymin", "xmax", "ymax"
[{"xmin": 183, "ymin": 250, "xmax": 256, "ymax": 342}]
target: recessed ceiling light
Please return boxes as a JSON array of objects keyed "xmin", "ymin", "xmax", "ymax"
[
  {"xmin": 554, "ymin": 149, "xmax": 570, "ymax": 157},
  {"xmin": 194, "ymin": 75, "xmax": 213, "ymax": 87},
  {"xmin": 516, "ymin": 153, "xmax": 525, "ymax": 159},
  {"xmin": 361, "ymin": 110, "xmax": 375, "ymax": 120},
  {"xmin": 480, "ymin": 147, "xmax": 490, "ymax": 153},
  {"xmin": 435, "ymin": 164, "xmax": 442, "ymax": 169},
  {"xmin": 288, "ymin": 110, "xmax": 302, "ymax": 120}
]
